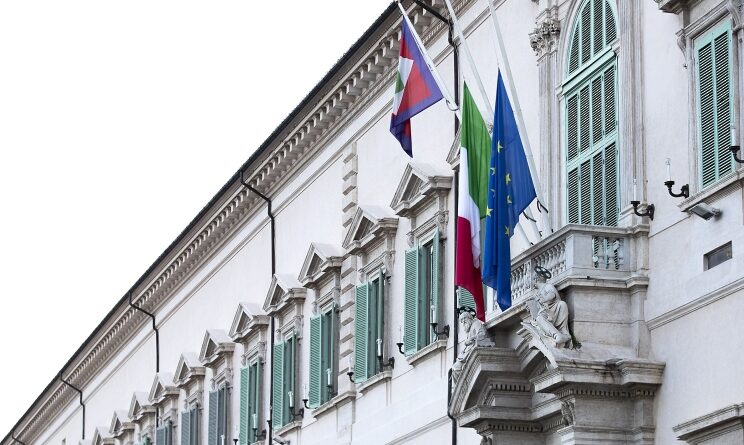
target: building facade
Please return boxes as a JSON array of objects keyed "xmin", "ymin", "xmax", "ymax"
[{"xmin": 3, "ymin": 0, "xmax": 744, "ymax": 444}]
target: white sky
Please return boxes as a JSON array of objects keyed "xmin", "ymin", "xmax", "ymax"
[{"xmin": 0, "ymin": 0, "xmax": 392, "ymax": 435}]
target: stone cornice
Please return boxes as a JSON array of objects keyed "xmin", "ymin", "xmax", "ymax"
[{"xmin": 5, "ymin": 1, "xmax": 478, "ymax": 443}]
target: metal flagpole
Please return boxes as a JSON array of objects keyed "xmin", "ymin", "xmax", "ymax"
[
  {"xmin": 396, "ymin": 1, "xmax": 461, "ymax": 118},
  {"xmin": 442, "ymin": 0, "xmax": 535, "ymax": 247},
  {"xmin": 485, "ymin": 0, "xmax": 554, "ymax": 235}
]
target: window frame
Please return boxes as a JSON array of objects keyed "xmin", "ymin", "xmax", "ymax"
[{"xmin": 353, "ymin": 268, "xmax": 386, "ymax": 383}]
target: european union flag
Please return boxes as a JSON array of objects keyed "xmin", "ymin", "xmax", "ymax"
[{"xmin": 482, "ymin": 72, "xmax": 536, "ymax": 311}]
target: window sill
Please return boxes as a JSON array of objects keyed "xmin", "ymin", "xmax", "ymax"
[
  {"xmin": 274, "ymin": 420, "xmax": 302, "ymax": 437},
  {"xmin": 311, "ymin": 390, "xmax": 355, "ymax": 419},
  {"xmin": 679, "ymin": 169, "xmax": 743, "ymax": 213},
  {"xmin": 406, "ymin": 339, "xmax": 447, "ymax": 366},
  {"xmin": 355, "ymin": 370, "xmax": 392, "ymax": 395}
]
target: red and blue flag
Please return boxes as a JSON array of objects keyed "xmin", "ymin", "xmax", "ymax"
[{"xmin": 390, "ymin": 18, "xmax": 443, "ymax": 157}]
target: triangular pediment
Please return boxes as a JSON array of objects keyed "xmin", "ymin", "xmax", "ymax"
[
  {"xmin": 148, "ymin": 372, "xmax": 179, "ymax": 404},
  {"xmin": 128, "ymin": 392, "xmax": 155, "ymax": 420},
  {"xmin": 229, "ymin": 302, "xmax": 269, "ymax": 342},
  {"xmin": 109, "ymin": 410, "xmax": 134, "ymax": 437},
  {"xmin": 173, "ymin": 353, "xmax": 205, "ymax": 388},
  {"xmin": 390, "ymin": 162, "xmax": 453, "ymax": 217},
  {"xmin": 298, "ymin": 243, "xmax": 343, "ymax": 287},
  {"xmin": 342, "ymin": 205, "xmax": 398, "ymax": 250},
  {"xmin": 262, "ymin": 274, "xmax": 306, "ymax": 313},
  {"xmin": 447, "ymin": 127, "xmax": 461, "ymax": 167},
  {"xmin": 93, "ymin": 426, "xmax": 114, "ymax": 445},
  {"xmin": 199, "ymin": 329, "xmax": 235, "ymax": 366}
]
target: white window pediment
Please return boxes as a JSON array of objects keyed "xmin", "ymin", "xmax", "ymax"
[
  {"xmin": 262, "ymin": 274, "xmax": 307, "ymax": 315},
  {"xmin": 198, "ymin": 329, "xmax": 235, "ymax": 367},
  {"xmin": 342, "ymin": 205, "xmax": 398, "ymax": 259},
  {"xmin": 173, "ymin": 352, "xmax": 206, "ymax": 389},
  {"xmin": 298, "ymin": 243, "xmax": 343, "ymax": 288},
  {"xmin": 229, "ymin": 302, "xmax": 269, "ymax": 343},
  {"xmin": 93, "ymin": 426, "xmax": 114, "ymax": 445},
  {"xmin": 390, "ymin": 162, "xmax": 452, "ymax": 218},
  {"xmin": 148, "ymin": 372, "xmax": 179, "ymax": 405},
  {"xmin": 109, "ymin": 410, "xmax": 134, "ymax": 438},
  {"xmin": 446, "ymin": 128, "xmax": 461, "ymax": 168},
  {"xmin": 128, "ymin": 392, "xmax": 156, "ymax": 422}
]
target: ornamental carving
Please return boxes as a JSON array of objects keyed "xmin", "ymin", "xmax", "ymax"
[{"xmin": 529, "ymin": 16, "xmax": 560, "ymax": 57}]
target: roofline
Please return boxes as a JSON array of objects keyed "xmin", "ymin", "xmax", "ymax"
[{"xmin": 3, "ymin": 1, "xmax": 399, "ymax": 442}]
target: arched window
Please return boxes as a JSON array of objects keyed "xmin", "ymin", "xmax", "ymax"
[{"xmin": 564, "ymin": 0, "xmax": 619, "ymax": 226}]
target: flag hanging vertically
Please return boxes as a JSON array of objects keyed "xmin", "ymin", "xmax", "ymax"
[
  {"xmin": 455, "ymin": 83, "xmax": 491, "ymax": 321},
  {"xmin": 483, "ymin": 72, "xmax": 537, "ymax": 311},
  {"xmin": 390, "ymin": 16, "xmax": 443, "ymax": 157}
]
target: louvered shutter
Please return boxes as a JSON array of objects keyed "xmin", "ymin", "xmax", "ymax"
[
  {"xmin": 567, "ymin": 0, "xmax": 617, "ymax": 76},
  {"xmin": 697, "ymin": 23, "xmax": 733, "ymax": 188},
  {"xmin": 308, "ymin": 315, "xmax": 321, "ymax": 408},
  {"xmin": 207, "ymin": 390, "xmax": 219, "ymax": 445},
  {"xmin": 403, "ymin": 246, "xmax": 419, "ymax": 355},
  {"xmin": 156, "ymin": 426, "xmax": 166, "ymax": 445},
  {"xmin": 457, "ymin": 287, "xmax": 475, "ymax": 312},
  {"xmin": 354, "ymin": 283, "xmax": 369, "ymax": 382},
  {"xmin": 604, "ymin": 143, "xmax": 619, "ymax": 225},
  {"xmin": 180, "ymin": 411, "xmax": 190, "ymax": 445},
  {"xmin": 431, "ymin": 229, "xmax": 441, "ymax": 329},
  {"xmin": 251, "ymin": 361, "xmax": 261, "ymax": 442},
  {"xmin": 272, "ymin": 342, "xmax": 285, "ymax": 429},
  {"xmin": 239, "ymin": 368, "xmax": 249, "ymax": 445}
]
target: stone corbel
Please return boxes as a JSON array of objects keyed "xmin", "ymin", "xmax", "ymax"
[{"xmin": 728, "ymin": 0, "xmax": 744, "ymax": 30}]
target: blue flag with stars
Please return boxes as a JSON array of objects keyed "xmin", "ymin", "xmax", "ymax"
[{"xmin": 483, "ymin": 71, "xmax": 536, "ymax": 311}]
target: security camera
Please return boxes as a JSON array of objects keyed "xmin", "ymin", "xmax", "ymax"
[{"xmin": 688, "ymin": 202, "xmax": 721, "ymax": 220}]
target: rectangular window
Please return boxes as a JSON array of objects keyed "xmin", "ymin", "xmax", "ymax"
[
  {"xmin": 271, "ymin": 333, "xmax": 296, "ymax": 430},
  {"xmin": 404, "ymin": 230, "xmax": 441, "ymax": 355},
  {"xmin": 696, "ymin": 21, "xmax": 734, "ymax": 189},
  {"xmin": 181, "ymin": 408, "xmax": 198, "ymax": 445},
  {"xmin": 240, "ymin": 361, "xmax": 261, "ymax": 444},
  {"xmin": 565, "ymin": 61, "xmax": 619, "ymax": 227},
  {"xmin": 207, "ymin": 387, "xmax": 227, "ymax": 445},
  {"xmin": 353, "ymin": 270, "xmax": 385, "ymax": 382},
  {"xmin": 705, "ymin": 242, "xmax": 732, "ymax": 270},
  {"xmin": 156, "ymin": 422, "xmax": 172, "ymax": 445},
  {"xmin": 309, "ymin": 305, "xmax": 336, "ymax": 407}
]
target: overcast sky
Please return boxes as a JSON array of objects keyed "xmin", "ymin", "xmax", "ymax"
[{"xmin": 0, "ymin": 0, "xmax": 391, "ymax": 435}]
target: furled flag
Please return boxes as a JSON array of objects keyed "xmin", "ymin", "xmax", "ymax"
[
  {"xmin": 455, "ymin": 83, "xmax": 491, "ymax": 321},
  {"xmin": 390, "ymin": 16, "xmax": 444, "ymax": 157},
  {"xmin": 483, "ymin": 72, "xmax": 537, "ymax": 311}
]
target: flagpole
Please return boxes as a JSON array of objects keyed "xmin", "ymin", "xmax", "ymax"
[
  {"xmin": 442, "ymin": 0, "xmax": 535, "ymax": 246},
  {"xmin": 396, "ymin": 1, "xmax": 461, "ymax": 118},
  {"xmin": 441, "ymin": 0, "xmax": 494, "ymax": 122},
  {"xmin": 485, "ymin": 0, "xmax": 553, "ymax": 234}
]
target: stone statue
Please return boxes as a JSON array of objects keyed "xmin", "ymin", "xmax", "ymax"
[
  {"xmin": 451, "ymin": 311, "xmax": 494, "ymax": 383},
  {"xmin": 524, "ymin": 266, "xmax": 572, "ymax": 348}
]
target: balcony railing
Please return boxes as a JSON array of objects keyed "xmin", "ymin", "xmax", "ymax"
[{"xmin": 508, "ymin": 224, "xmax": 646, "ymax": 304}]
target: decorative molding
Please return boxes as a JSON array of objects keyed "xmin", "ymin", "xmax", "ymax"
[
  {"xmin": 263, "ymin": 274, "xmax": 307, "ymax": 316},
  {"xmin": 109, "ymin": 410, "xmax": 134, "ymax": 438},
  {"xmin": 298, "ymin": 243, "xmax": 344, "ymax": 289},
  {"xmin": 674, "ymin": 403, "xmax": 744, "ymax": 443},
  {"xmin": 198, "ymin": 329, "xmax": 235, "ymax": 367},
  {"xmin": 6, "ymin": 0, "xmax": 479, "ymax": 442},
  {"xmin": 343, "ymin": 205, "xmax": 399, "ymax": 277},
  {"xmin": 92, "ymin": 426, "xmax": 114, "ymax": 445},
  {"xmin": 529, "ymin": 9, "xmax": 561, "ymax": 57},
  {"xmin": 128, "ymin": 392, "xmax": 156, "ymax": 422},
  {"xmin": 405, "ymin": 339, "xmax": 447, "ymax": 366},
  {"xmin": 173, "ymin": 353, "xmax": 206, "ymax": 409}
]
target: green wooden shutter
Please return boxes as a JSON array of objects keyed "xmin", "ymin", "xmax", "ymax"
[
  {"xmin": 457, "ymin": 287, "xmax": 475, "ymax": 312},
  {"xmin": 272, "ymin": 342, "xmax": 285, "ymax": 429},
  {"xmin": 250, "ymin": 361, "xmax": 260, "ymax": 442},
  {"xmin": 180, "ymin": 411, "xmax": 190, "ymax": 445},
  {"xmin": 697, "ymin": 22, "xmax": 733, "ymax": 189},
  {"xmin": 354, "ymin": 283, "xmax": 369, "ymax": 382},
  {"xmin": 403, "ymin": 247, "xmax": 419, "ymax": 355},
  {"xmin": 308, "ymin": 315, "xmax": 322, "ymax": 407},
  {"xmin": 156, "ymin": 426, "xmax": 166, "ymax": 445},
  {"xmin": 239, "ymin": 367, "xmax": 249, "ymax": 445},
  {"xmin": 208, "ymin": 390, "xmax": 218, "ymax": 445}
]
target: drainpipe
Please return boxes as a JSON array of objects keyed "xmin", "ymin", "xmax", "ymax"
[
  {"xmin": 408, "ymin": 2, "xmax": 460, "ymax": 444},
  {"xmin": 59, "ymin": 373, "xmax": 85, "ymax": 440},
  {"xmin": 240, "ymin": 172, "xmax": 275, "ymax": 443},
  {"xmin": 128, "ymin": 292, "xmax": 160, "ymax": 373}
]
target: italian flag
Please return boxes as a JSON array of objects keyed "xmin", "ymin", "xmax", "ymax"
[{"xmin": 455, "ymin": 83, "xmax": 491, "ymax": 321}]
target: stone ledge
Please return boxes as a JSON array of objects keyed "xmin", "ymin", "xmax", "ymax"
[
  {"xmin": 406, "ymin": 339, "xmax": 448, "ymax": 366},
  {"xmin": 311, "ymin": 390, "xmax": 355, "ymax": 419},
  {"xmin": 274, "ymin": 420, "xmax": 302, "ymax": 438},
  {"xmin": 674, "ymin": 403, "xmax": 744, "ymax": 443},
  {"xmin": 355, "ymin": 370, "xmax": 392, "ymax": 395}
]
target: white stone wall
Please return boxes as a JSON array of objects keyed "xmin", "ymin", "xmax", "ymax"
[{"xmin": 12, "ymin": 1, "xmax": 744, "ymax": 444}]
